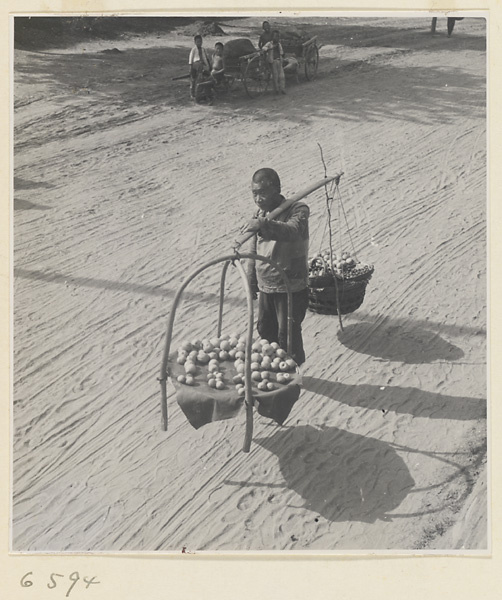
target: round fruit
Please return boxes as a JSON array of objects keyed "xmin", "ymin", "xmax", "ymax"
[
  {"xmin": 251, "ymin": 352, "xmax": 262, "ymax": 363},
  {"xmin": 270, "ymin": 361, "xmax": 280, "ymax": 372},
  {"xmin": 279, "ymin": 361, "xmax": 289, "ymax": 372},
  {"xmin": 188, "ymin": 350, "xmax": 198, "ymax": 360},
  {"xmin": 215, "ymin": 380, "xmax": 225, "ymax": 390},
  {"xmin": 185, "ymin": 375, "xmax": 195, "ymax": 386},
  {"xmin": 251, "ymin": 371, "xmax": 262, "ymax": 382},
  {"xmin": 220, "ymin": 340, "xmax": 232, "ymax": 352},
  {"xmin": 197, "ymin": 352, "xmax": 210, "ymax": 364},
  {"xmin": 258, "ymin": 381, "xmax": 268, "ymax": 391},
  {"xmin": 180, "ymin": 341, "xmax": 192, "ymax": 352},
  {"xmin": 271, "ymin": 342, "xmax": 280, "ymax": 350},
  {"xmin": 259, "ymin": 339, "xmax": 269, "ymax": 346},
  {"xmin": 235, "ymin": 351, "xmax": 245, "ymax": 360},
  {"xmin": 214, "ymin": 372, "xmax": 224, "ymax": 380},
  {"xmin": 233, "ymin": 374, "xmax": 243, "ymax": 385},
  {"xmin": 235, "ymin": 343, "xmax": 246, "ymax": 353},
  {"xmin": 286, "ymin": 358, "xmax": 297, "ymax": 370},
  {"xmin": 191, "ymin": 339, "xmax": 202, "ymax": 350},
  {"xmin": 177, "ymin": 356, "xmax": 187, "ymax": 365},
  {"xmin": 252, "ymin": 342, "xmax": 262, "ymax": 352},
  {"xmin": 282, "ymin": 373, "xmax": 291, "ymax": 382},
  {"xmin": 276, "ymin": 349, "xmax": 287, "ymax": 359},
  {"xmin": 236, "ymin": 363, "xmax": 245, "ymax": 374},
  {"xmin": 210, "ymin": 337, "xmax": 220, "ymax": 348},
  {"xmin": 228, "ymin": 349, "xmax": 237, "ymax": 360},
  {"xmin": 208, "ymin": 363, "xmax": 219, "ymax": 373},
  {"xmin": 202, "ymin": 342, "xmax": 214, "ymax": 353},
  {"xmin": 261, "ymin": 356, "xmax": 272, "ymax": 369},
  {"xmin": 261, "ymin": 371, "xmax": 271, "ymax": 380},
  {"xmin": 251, "ymin": 362, "xmax": 261, "ymax": 371},
  {"xmin": 177, "ymin": 374, "xmax": 186, "ymax": 384},
  {"xmin": 276, "ymin": 373, "xmax": 285, "ymax": 384},
  {"xmin": 208, "ymin": 352, "xmax": 218, "ymax": 361},
  {"xmin": 261, "ymin": 344, "xmax": 274, "ymax": 356},
  {"xmin": 185, "ymin": 362, "xmax": 197, "ymax": 375},
  {"xmin": 219, "ymin": 350, "xmax": 230, "ymax": 361},
  {"xmin": 229, "ymin": 337, "xmax": 239, "ymax": 347},
  {"xmin": 208, "ymin": 378, "xmax": 217, "ymax": 388},
  {"xmin": 266, "ymin": 382, "xmax": 275, "ymax": 391},
  {"xmin": 237, "ymin": 387, "xmax": 245, "ymax": 396}
]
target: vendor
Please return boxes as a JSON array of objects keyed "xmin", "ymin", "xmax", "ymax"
[{"xmin": 246, "ymin": 168, "xmax": 310, "ymax": 366}]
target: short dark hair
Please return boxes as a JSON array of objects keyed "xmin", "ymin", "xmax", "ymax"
[
  {"xmin": 215, "ymin": 42, "xmax": 224, "ymax": 48},
  {"xmin": 252, "ymin": 168, "xmax": 281, "ymax": 192},
  {"xmin": 194, "ymin": 34, "xmax": 202, "ymax": 41},
  {"xmin": 262, "ymin": 21, "xmax": 270, "ymax": 27}
]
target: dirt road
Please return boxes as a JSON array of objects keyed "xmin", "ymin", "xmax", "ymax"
[{"xmin": 12, "ymin": 16, "xmax": 487, "ymax": 551}]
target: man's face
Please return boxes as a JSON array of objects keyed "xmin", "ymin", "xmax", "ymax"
[
  {"xmin": 215, "ymin": 45, "xmax": 222, "ymax": 56},
  {"xmin": 263, "ymin": 22, "xmax": 271, "ymax": 32},
  {"xmin": 252, "ymin": 179, "xmax": 280, "ymax": 212},
  {"xmin": 195, "ymin": 37, "xmax": 202, "ymax": 47},
  {"xmin": 272, "ymin": 32, "xmax": 280, "ymax": 43}
]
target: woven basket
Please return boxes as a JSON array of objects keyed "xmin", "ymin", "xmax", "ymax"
[{"xmin": 308, "ymin": 258, "xmax": 374, "ymax": 315}]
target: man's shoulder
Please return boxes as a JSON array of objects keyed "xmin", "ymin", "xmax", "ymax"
[{"xmin": 288, "ymin": 200, "xmax": 310, "ymax": 216}]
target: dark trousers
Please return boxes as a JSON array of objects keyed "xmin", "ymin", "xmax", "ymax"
[{"xmin": 257, "ymin": 288, "xmax": 309, "ymax": 366}]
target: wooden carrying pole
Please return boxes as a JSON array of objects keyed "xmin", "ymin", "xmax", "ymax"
[{"xmin": 233, "ymin": 174, "xmax": 343, "ymax": 251}]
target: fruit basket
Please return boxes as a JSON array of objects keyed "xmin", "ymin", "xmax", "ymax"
[
  {"xmin": 159, "ymin": 252, "xmax": 302, "ymax": 453},
  {"xmin": 308, "ymin": 249, "xmax": 374, "ymax": 315},
  {"xmin": 169, "ymin": 335, "xmax": 301, "ymax": 430}
]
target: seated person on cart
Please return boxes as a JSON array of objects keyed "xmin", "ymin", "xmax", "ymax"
[
  {"xmin": 188, "ymin": 35, "xmax": 214, "ymax": 102},
  {"xmin": 246, "ymin": 168, "xmax": 310, "ymax": 366},
  {"xmin": 211, "ymin": 42, "xmax": 225, "ymax": 86}
]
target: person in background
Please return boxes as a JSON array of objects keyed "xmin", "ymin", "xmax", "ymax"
[
  {"xmin": 262, "ymin": 30, "xmax": 286, "ymax": 95},
  {"xmin": 246, "ymin": 168, "xmax": 310, "ymax": 366},
  {"xmin": 431, "ymin": 16, "xmax": 464, "ymax": 37},
  {"xmin": 188, "ymin": 34, "xmax": 212, "ymax": 101},
  {"xmin": 211, "ymin": 42, "xmax": 225, "ymax": 85},
  {"xmin": 258, "ymin": 21, "xmax": 274, "ymax": 49}
]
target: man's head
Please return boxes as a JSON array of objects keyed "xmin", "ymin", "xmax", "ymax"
[
  {"xmin": 262, "ymin": 21, "xmax": 271, "ymax": 32},
  {"xmin": 272, "ymin": 29, "xmax": 280, "ymax": 43},
  {"xmin": 252, "ymin": 168, "xmax": 282, "ymax": 212},
  {"xmin": 214, "ymin": 41, "xmax": 223, "ymax": 55},
  {"xmin": 194, "ymin": 35, "xmax": 203, "ymax": 47}
]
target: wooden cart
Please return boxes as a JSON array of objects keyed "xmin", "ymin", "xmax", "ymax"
[{"xmin": 222, "ymin": 35, "xmax": 320, "ymax": 99}]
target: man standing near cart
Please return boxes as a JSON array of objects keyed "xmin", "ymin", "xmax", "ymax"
[{"xmin": 246, "ymin": 168, "xmax": 310, "ymax": 366}]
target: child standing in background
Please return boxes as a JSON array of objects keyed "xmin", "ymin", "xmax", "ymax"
[{"xmin": 262, "ymin": 30, "xmax": 286, "ymax": 95}]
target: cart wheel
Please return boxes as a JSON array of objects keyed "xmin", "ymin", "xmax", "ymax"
[
  {"xmin": 304, "ymin": 44, "xmax": 319, "ymax": 81},
  {"xmin": 243, "ymin": 55, "xmax": 268, "ymax": 98}
]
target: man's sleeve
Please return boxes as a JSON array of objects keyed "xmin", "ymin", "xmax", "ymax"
[{"xmin": 257, "ymin": 205, "xmax": 309, "ymax": 241}]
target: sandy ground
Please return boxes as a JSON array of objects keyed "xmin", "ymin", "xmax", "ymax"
[{"xmin": 12, "ymin": 16, "xmax": 487, "ymax": 552}]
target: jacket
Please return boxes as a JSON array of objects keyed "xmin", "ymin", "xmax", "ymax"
[{"xmin": 248, "ymin": 198, "xmax": 310, "ymax": 294}]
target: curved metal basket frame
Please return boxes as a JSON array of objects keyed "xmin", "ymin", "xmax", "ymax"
[{"xmin": 159, "ymin": 252, "xmax": 294, "ymax": 453}]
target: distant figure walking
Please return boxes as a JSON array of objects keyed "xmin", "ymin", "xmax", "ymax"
[{"xmin": 431, "ymin": 16, "xmax": 464, "ymax": 37}]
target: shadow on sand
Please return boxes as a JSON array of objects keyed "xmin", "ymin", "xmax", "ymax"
[
  {"xmin": 336, "ymin": 321, "xmax": 465, "ymax": 363},
  {"xmin": 302, "ymin": 376, "xmax": 486, "ymax": 421},
  {"xmin": 254, "ymin": 424, "xmax": 415, "ymax": 523}
]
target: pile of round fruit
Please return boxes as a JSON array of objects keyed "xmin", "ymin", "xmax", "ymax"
[
  {"xmin": 171, "ymin": 334, "xmax": 299, "ymax": 396},
  {"xmin": 309, "ymin": 249, "xmax": 374, "ymax": 279}
]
